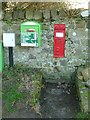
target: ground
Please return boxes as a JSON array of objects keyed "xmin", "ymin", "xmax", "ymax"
[{"xmin": 2, "ymin": 80, "xmax": 80, "ymax": 118}]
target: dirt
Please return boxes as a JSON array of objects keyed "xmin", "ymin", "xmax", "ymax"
[
  {"xmin": 40, "ymin": 82, "xmax": 80, "ymax": 118},
  {"xmin": 2, "ymin": 82, "xmax": 80, "ymax": 119}
]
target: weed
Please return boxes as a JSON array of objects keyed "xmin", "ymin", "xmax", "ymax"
[
  {"xmin": 76, "ymin": 112, "xmax": 90, "ymax": 120},
  {"xmin": 29, "ymin": 71, "xmax": 44, "ymax": 113}
]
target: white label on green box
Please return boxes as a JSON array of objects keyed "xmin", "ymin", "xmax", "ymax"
[{"xmin": 21, "ymin": 32, "xmax": 38, "ymax": 46}]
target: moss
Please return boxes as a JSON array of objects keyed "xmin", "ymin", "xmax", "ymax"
[
  {"xmin": 2, "ymin": 64, "xmax": 44, "ymax": 113},
  {"xmin": 76, "ymin": 78, "xmax": 89, "ymax": 113},
  {"xmin": 3, "ymin": 83, "xmax": 24, "ymax": 112},
  {"xmin": 76, "ymin": 112, "xmax": 90, "ymax": 119},
  {"xmin": 6, "ymin": 19, "xmax": 13, "ymax": 26}
]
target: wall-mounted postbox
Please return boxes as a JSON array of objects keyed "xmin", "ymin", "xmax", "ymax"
[
  {"xmin": 54, "ymin": 24, "xmax": 66, "ymax": 58},
  {"xmin": 3, "ymin": 33, "xmax": 15, "ymax": 47},
  {"xmin": 21, "ymin": 21, "xmax": 41, "ymax": 47}
]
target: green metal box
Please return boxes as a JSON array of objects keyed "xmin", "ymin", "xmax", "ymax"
[
  {"xmin": 0, "ymin": 42, "xmax": 4, "ymax": 73},
  {"xmin": 21, "ymin": 21, "xmax": 41, "ymax": 47}
]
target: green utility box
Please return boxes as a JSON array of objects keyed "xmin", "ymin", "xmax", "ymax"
[
  {"xmin": 0, "ymin": 42, "xmax": 4, "ymax": 73},
  {"xmin": 21, "ymin": 21, "xmax": 41, "ymax": 47}
]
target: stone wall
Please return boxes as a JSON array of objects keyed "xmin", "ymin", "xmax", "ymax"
[
  {"xmin": 76, "ymin": 66, "xmax": 90, "ymax": 113},
  {"xmin": 1, "ymin": 7, "xmax": 89, "ymax": 82}
]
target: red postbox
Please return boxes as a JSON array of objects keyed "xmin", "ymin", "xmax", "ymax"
[{"xmin": 54, "ymin": 24, "xmax": 66, "ymax": 58}]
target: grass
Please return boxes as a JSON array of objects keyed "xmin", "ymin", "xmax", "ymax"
[
  {"xmin": 2, "ymin": 65, "xmax": 25, "ymax": 112},
  {"xmin": 76, "ymin": 112, "xmax": 90, "ymax": 120},
  {"xmin": 3, "ymin": 83, "xmax": 24, "ymax": 112},
  {"xmin": 2, "ymin": 64, "xmax": 44, "ymax": 113},
  {"xmin": 30, "ymin": 80, "xmax": 44, "ymax": 112},
  {"xmin": 29, "ymin": 70, "xmax": 44, "ymax": 113}
]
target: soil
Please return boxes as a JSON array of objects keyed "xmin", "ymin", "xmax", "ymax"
[
  {"xmin": 40, "ymin": 82, "xmax": 80, "ymax": 118},
  {"xmin": 2, "ymin": 82, "xmax": 80, "ymax": 119}
]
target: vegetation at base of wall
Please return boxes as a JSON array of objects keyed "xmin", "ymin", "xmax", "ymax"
[
  {"xmin": 0, "ymin": 91, "xmax": 2, "ymax": 99},
  {"xmin": 2, "ymin": 64, "xmax": 44, "ymax": 113},
  {"xmin": 29, "ymin": 70, "xmax": 44, "ymax": 113},
  {"xmin": 3, "ymin": 83, "xmax": 24, "ymax": 112},
  {"xmin": 76, "ymin": 112, "xmax": 90, "ymax": 120},
  {"xmin": 75, "ymin": 65, "xmax": 90, "ymax": 120},
  {"xmin": 2, "ymin": 65, "xmax": 26, "ymax": 112},
  {"xmin": 29, "ymin": 79, "xmax": 44, "ymax": 113}
]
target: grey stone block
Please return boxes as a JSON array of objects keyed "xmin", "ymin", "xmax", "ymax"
[
  {"xmin": 34, "ymin": 10, "xmax": 42, "ymax": 20},
  {"xmin": 43, "ymin": 10, "xmax": 50, "ymax": 19},
  {"xmin": 26, "ymin": 10, "xmax": 34, "ymax": 19},
  {"xmin": 4, "ymin": 12, "xmax": 12, "ymax": 20},
  {"xmin": 13, "ymin": 10, "xmax": 25, "ymax": 20},
  {"xmin": 0, "ymin": 11, "xmax": 4, "ymax": 20},
  {"xmin": 51, "ymin": 10, "xmax": 58, "ymax": 20},
  {"xmin": 58, "ymin": 10, "xmax": 66, "ymax": 18}
]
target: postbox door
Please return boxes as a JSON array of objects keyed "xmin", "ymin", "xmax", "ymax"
[{"xmin": 54, "ymin": 30, "xmax": 65, "ymax": 58}]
